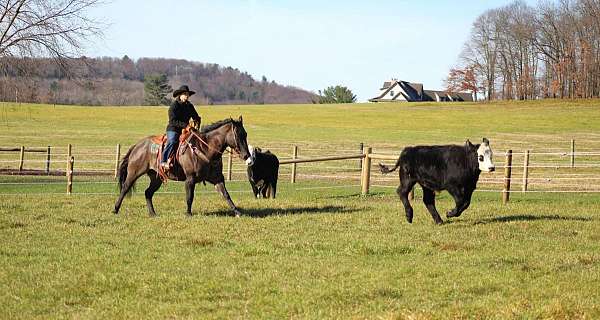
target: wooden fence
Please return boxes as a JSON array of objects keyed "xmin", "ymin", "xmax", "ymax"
[
  {"xmin": 0, "ymin": 146, "xmax": 52, "ymax": 173},
  {"xmin": 1, "ymin": 139, "xmax": 598, "ymax": 201}
]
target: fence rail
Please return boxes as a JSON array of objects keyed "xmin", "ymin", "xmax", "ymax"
[{"xmin": 2, "ymin": 140, "xmax": 600, "ymax": 202}]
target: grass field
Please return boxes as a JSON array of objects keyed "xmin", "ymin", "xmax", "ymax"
[{"xmin": 1, "ymin": 100, "xmax": 600, "ymax": 318}]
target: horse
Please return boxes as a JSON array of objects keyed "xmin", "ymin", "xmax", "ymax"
[{"xmin": 112, "ymin": 116, "xmax": 253, "ymax": 217}]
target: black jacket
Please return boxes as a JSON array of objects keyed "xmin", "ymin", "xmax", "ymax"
[{"xmin": 166, "ymin": 99, "xmax": 201, "ymax": 133}]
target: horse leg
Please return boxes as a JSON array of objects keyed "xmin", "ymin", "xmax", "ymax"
[
  {"xmin": 184, "ymin": 177, "xmax": 196, "ymax": 216},
  {"xmin": 422, "ymin": 187, "xmax": 443, "ymax": 225},
  {"xmin": 215, "ymin": 182, "xmax": 241, "ymax": 217},
  {"xmin": 113, "ymin": 172, "xmax": 142, "ymax": 214},
  {"xmin": 145, "ymin": 171, "xmax": 162, "ymax": 217}
]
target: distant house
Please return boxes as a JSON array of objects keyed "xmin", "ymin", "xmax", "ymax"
[{"xmin": 369, "ymin": 79, "xmax": 474, "ymax": 102}]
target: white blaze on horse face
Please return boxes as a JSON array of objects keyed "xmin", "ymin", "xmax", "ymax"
[{"xmin": 477, "ymin": 142, "xmax": 495, "ymax": 172}]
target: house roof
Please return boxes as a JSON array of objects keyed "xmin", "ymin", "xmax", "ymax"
[
  {"xmin": 380, "ymin": 81, "xmax": 393, "ymax": 90},
  {"xmin": 453, "ymin": 92, "xmax": 474, "ymax": 101},
  {"xmin": 408, "ymin": 82, "xmax": 423, "ymax": 95},
  {"xmin": 398, "ymin": 81, "xmax": 423, "ymax": 101},
  {"xmin": 423, "ymin": 90, "xmax": 441, "ymax": 101},
  {"xmin": 392, "ymin": 90, "xmax": 408, "ymax": 100},
  {"xmin": 371, "ymin": 79, "xmax": 474, "ymax": 102},
  {"xmin": 374, "ymin": 80, "xmax": 400, "ymax": 100}
]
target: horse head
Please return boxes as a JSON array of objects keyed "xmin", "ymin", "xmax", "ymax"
[{"xmin": 228, "ymin": 116, "xmax": 253, "ymax": 166}]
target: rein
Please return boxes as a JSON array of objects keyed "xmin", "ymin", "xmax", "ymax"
[{"xmin": 186, "ymin": 127, "xmax": 238, "ymax": 159}]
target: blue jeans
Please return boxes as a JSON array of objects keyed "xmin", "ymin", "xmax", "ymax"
[{"xmin": 162, "ymin": 131, "xmax": 180, "ymax": 164}]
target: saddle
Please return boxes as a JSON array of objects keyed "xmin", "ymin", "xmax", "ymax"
[{"xmin": 153, "ymin": 127, "xmax": 195, "ymax": 182}]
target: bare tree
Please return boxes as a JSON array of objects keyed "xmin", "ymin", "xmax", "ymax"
[
  {"xmin": 455, "ymin": 0, "xmax": 600, "ymax": 101},
  {"xmin": 461, "ymin": 8, "xmax": 500, "ymax": 101},
  {"xmin": 0, "ymin": 0, "xmax": 103, "ymax": 74}
]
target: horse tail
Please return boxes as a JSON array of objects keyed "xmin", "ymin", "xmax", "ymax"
[
  {"xmin": 118, "ymin": 145, "xmax": 135, "ymax": 196},
  {"xmin": 379, "ymin": 157, "xmax": 401, "ymax": 174}
]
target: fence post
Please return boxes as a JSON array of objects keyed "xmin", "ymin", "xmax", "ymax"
[
  {"xmin": 570, "ymin": 139, "xmax": 575, "ymax": 168},
  {"xmin": 361, "ymin": 147, "xmax": 372, "ymax": 196},
  {"xmin": 291, "ymin": 145, "xmax": 298, "ymax": 183},
  {"xmin": 46, "ymin": 146, "xmax": 51, "ymax": 174},
  {"xmin": 227, "ymin": 148, "xmax": 233, "ymax": 181},
  {"xmin": 18, "ymin": 145, "xmax": 24, "ymax": 172},
  {"xmin": 67, "ymin": 143, "xmax": 72, "ymax": 176},
  {"xmin": 67, "ymin": 156, "xmax": 74, "ymax": 194},
  {"xmin": 502, "ymin": 150, "xmax": 513, "ymax": 204},
  {"xmin": 522, "ymin": 150, "xmax": 530, "ymax": 192},
  {"xmin": 358, "ymin": 143, "xmax": 364, "ymax": 170},
  {"xmin": 114, "ymin": 143, "xmax": 121, "ymax": 179}
]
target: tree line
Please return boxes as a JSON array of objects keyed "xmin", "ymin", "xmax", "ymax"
[
  {"xmin": 447, "ymin": 0, "xmax": 600, "ymax": 100},
  {"xmin": 0, "ymin": 56, "xmax": 316, "ymax": 105}
]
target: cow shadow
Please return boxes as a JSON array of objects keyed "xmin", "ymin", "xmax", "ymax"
[
  {"xmin": 205, "ymin": 205, "xmax": 362, "ymax": 218},
  {"xmin": 471, "ymin": 214, "xmax": 593, "ymax": 225}
]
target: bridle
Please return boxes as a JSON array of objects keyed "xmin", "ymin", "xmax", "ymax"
[{"xmin": 186, "ymin": 123, "xmax": 242, "ymax": 159}]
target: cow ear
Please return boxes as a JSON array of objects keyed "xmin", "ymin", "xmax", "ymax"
[{"xmin": 482, "ymin": 137, "xmax": 489, "ymax": 145}]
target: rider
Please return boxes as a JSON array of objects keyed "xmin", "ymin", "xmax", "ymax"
[{"xmin": 161, "ymin": 85, "xmax": 201, "ymax": 170}]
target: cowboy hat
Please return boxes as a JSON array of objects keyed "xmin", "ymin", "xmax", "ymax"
[{"xmin": 172, "ymin": 85, "xmax": 196, "ymax": 98}]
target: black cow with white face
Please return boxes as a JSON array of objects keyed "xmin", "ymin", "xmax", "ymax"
[
  {"xmin": 247, "ymin": 145, "xmax": 279, "ymax": 199},
  {"xmin": 379, "ymin": 138, "xmax": 495, "ymax": 224}
]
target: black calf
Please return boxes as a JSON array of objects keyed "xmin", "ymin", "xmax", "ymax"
[
  {"xmin": 247, "ymin": 147, "xmax": 279, "ymax": 198},
  {"xmin": 380, "ymin": 138, "xmax": 494, "ymax": 224}
]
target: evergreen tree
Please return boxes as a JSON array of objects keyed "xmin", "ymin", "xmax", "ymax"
[
  {"xmin": 317, "ymin": 85, "xmax": 356, "ymax": 104},
  {"xmin": 144, "ymin": 74, "xmax": 172, "ymax": 105}
]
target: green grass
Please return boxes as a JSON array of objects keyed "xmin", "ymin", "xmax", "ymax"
[
  {"xmin": 2, "ymin": 99, "xmax": 600, "ymax": 148},
  {"xmin": 1, "ymin": 100, "xmax": 600, "ymax": 318},
  {"xmin": 1, "ymin": 188, "xmax": 599, "ymax": 319}
]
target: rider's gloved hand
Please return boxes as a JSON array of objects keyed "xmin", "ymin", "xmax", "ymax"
[{"xmin": 191, "ymin": 119, "xmax": 201, "ymax": 130}]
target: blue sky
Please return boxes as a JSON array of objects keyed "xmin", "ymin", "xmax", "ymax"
[{"xmin": 89, "ymin": 0, "xmax": 536, "ymax": 102}]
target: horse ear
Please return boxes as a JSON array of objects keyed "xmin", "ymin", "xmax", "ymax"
[
  {"xmin": 238, "ymin": 115, "xmax": 243, "ymax": 123},
  {"xmin": 465, "ymin": 139, "xmax": 473, "ymax": 147},
  {"xmin": 482, "ymin": 137, "xmax": 490, "ymax": 145}
]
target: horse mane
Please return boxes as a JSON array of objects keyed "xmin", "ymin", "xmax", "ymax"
[{"xmin": 200, "ymin": 118, "xmax": 235, "ymax": 133}]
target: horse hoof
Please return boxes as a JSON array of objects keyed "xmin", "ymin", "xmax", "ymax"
[{"xmin": 233, "ymin": 210, "xmax": 241, "ymax": 217}]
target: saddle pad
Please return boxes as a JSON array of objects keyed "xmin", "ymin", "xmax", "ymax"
[{"xmin": 151, "ymin": 135, "xmax": 166, "ymax": 144}]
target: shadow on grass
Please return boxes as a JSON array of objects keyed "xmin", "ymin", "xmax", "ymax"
[
  {"xmin": 472, "ymin": 214, "xmax": 593, "ymax": 225},
  {"xmin": 323, "ymin": 192, "xmax": 387, "ymax": 200},
  {"xmin": 205, "ymin": 205, "xmax": 362, "ymax": 218}
]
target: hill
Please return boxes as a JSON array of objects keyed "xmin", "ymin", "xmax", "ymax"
[{"xmin": 0, "ymin": 56, "xmax": 317, "ymax": 106}]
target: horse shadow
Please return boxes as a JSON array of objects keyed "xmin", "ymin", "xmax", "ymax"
[
  {"xmin": 470, "ymin": 214, "xmax": 593, "ymax": 225},
  {"xmin": 204, "ymin": 205, "xmax": 362, "ymax": 218}
]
